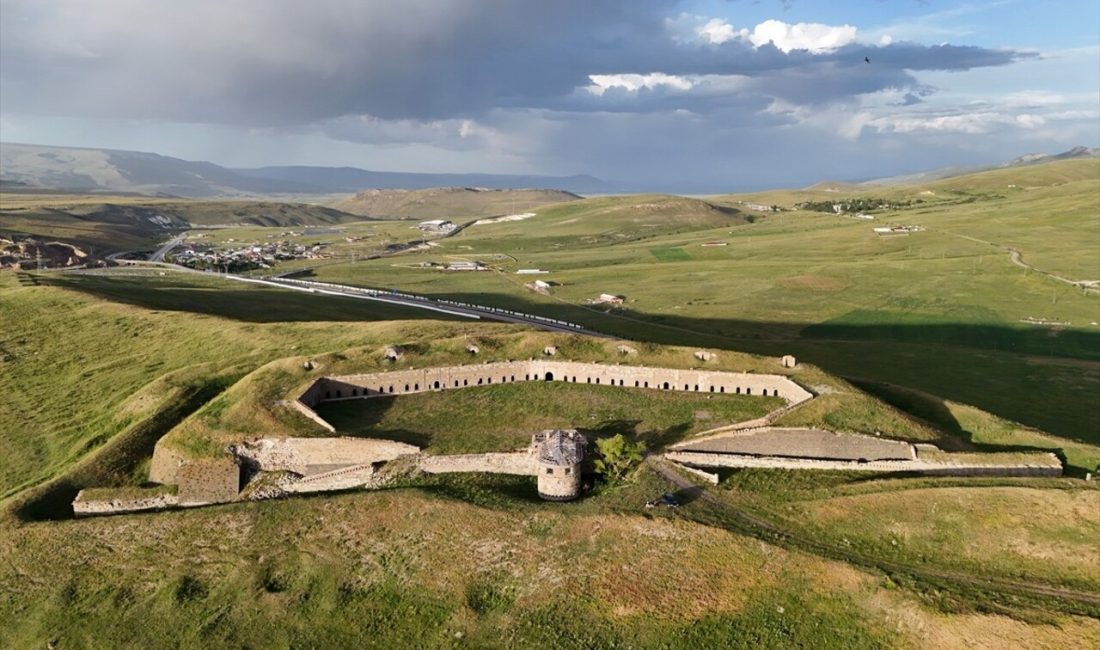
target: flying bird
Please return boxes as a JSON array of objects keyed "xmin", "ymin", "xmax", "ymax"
[{"xmin": 864, "ymin": 56, "xmax": 871, "ymax": 63}]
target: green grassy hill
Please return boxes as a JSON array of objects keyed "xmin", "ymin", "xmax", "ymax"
[
  {"xmin": 332, "ymin": 187, "xmax": 581, "ymax": 219},
  {"xmin": 302, "ymin": 159, "xmax": 1099, "ymax": 444},
  {"xmin": 2, "ymin": 158, "xmax": 1099, "ymax": 647},
  {"xmin": 0, "ymin": 192, "xmax": 369, "ymax": 255}
]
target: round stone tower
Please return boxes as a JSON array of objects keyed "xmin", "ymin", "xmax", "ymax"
[{"xmin": 532, "ymin": 429, "xmax": 586, "ymax": 501}]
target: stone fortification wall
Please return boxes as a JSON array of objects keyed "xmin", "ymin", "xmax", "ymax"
[
  {"xmin": 281, "ymin": 464, "xmax": 382, "ymax": 493},
  {"xmin": 419, "ymin": 452, "xmax": 535, "ymax": 476},
  {"xmin": 148, "ymin": 441, "xmax": 189, "ymax": 485},
  {"xmin": 671, "ymin": 428, "xmax": 917, "ymax": 462},
  {"xmin": 178, "ymin": 457, "xmax": 241, "ymax": 505},
  {"xmin": 310, "ymin": 360, "xmax": 813, "ymax": 405},
  {"xmin": 665, "ymin": 451, "xmax": 1063, "ymax": 477},
  {"xmin": 288, "ymin": 399, "xmax": 336, "ymax": 433},
  {"xmin": 234, "ymin": 437, "xmax": 420, "ymax": 476},
  {"xmin": 298, "ymin": 379, "xmax": 326, "ymax": 408},
  {"xmin": 73, "ymin": 491, "xmax": 180, "ymax": 517},
  {"xmin": 536, "ymin": 462, "xmax": 583, "ymax": 500}
]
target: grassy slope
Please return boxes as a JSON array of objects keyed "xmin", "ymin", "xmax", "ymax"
[
  {"xmin": 0, "ymin": 192, "xmax": 368, "ymax": 254},
  {"xmin": 3, "ymin": 467, "xmax": 1099, "ymax": 649},
  {"xmin": 332, "ymin": 187, "xmax": 581, "ymax": 219},
  {"xmin": 0, "ymin": 269, "xmax": 1096, "ymax": 646},
  {"xmin": 0, "ymin": 271, "xmax": 473, "ymax": 497},
  {"xmin": 303, "ymin": 160, "xmax": 1100, "ymax": 444}
]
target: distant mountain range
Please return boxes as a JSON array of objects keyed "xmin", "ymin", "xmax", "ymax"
[
  {"xmin": 0, "ymin": 143, "xmax": 611, "ymax": 197},
  {"xmin": 861, "ymin": 146, "xmax": 1099, "ymax": 186}
]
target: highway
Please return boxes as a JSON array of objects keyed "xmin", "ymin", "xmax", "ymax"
[
  {"xmin": 226, "ymin": 274, "xmax": 610, "ymax": 337},
  {"xmin": 149, "ymin": 236, "xmax": 185, "ymax": 262}
]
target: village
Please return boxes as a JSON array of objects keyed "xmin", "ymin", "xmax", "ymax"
[{"xmin": 167, "ymin": 237, "xmax": 331, "ymax": 272}]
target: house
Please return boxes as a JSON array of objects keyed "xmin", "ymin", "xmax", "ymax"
[
  {"xmin": 444, "ymin": 260, "xmax": 486, "ymax": 271},
  {"xmin": 516, "ymin": 269, "xmax": 549, "ymax": 274},
  {"xmin": 418, "ymin": 219, "xmax": 456, "ymax": 233},
  {"xmin": 588, "ymin": 293, "xmax": 624, "ymax": 305}
]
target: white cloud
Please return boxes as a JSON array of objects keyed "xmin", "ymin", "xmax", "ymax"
[
  {"xmin": 1013, "ymin": 114, "xmax": 1046, "ymax": 128},
  {"xmin": 748, "ymin": 20, "xmax": 858, "ymax": 54},
  {"xmin": 867, "ymin": 110, "xmax": 1057, "ymax": 135},
  {"xmin": 586, "ymin": 73, "xmax": 694, "ymax": 96},
  {"xmin": 1002, "ymin": 91, "xmax": 1068, "ymax": 108},
  {"xmin": 698, "ymin": 18, "xmax": 737, "ymax": 45},
  {"xmin": 667, "ymin": 14, "xmax": 859, "ymax": 54}
]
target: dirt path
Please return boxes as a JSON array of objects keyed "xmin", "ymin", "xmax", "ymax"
[
  {"xmin": 647, "ymin": 458, "xmax": 1100, "ymax": 616},
  {"xmin": 941, "ymin": 229, "xmax": 1099, "ymax": 292}
]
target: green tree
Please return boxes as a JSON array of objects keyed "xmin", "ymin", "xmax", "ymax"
[{"xmin": 593, "ymin": 434, "xmax": 646, "ymax": 485}]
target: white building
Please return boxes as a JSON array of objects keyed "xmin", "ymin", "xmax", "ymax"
[{"xmin": 418, "ymin": 220, "xmax": 456, "ymax": 233}]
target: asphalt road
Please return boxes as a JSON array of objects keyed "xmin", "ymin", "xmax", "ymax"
[
  {"xmin": 148, "ymin": 236, "xmax": 184, "ymax": 262},
  {"xmin": 229, "ymin": 274, "xmax": 609, "ymax": 337}
]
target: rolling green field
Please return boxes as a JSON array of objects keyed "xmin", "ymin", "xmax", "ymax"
[
  {"xmin": 299, "ymin": 159, "xmax": 1100, "ymax": 445},
  {"xmin": 2, "ymin": 158, "xmax": 1099, "ymax": 647}
]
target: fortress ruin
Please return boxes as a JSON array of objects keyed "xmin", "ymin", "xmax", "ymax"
[{"xmin": 75, "ymin": 356, "xmax": 1063, "ymax": 517}]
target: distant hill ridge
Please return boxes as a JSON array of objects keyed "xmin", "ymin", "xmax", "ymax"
[
  {"xmin": 0, "ymin": 143, "xmax": 610, "ymax": 197},
  {"xmin": 333, "ymin": 187, "xmax": 583, "ymax": 220},
  {"xmin": 862, "ymin": 145, "xmax": 1099, "ymax": 186}
]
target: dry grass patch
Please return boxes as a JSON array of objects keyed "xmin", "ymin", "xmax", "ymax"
[
  {"xmin": 778, "ymin": 274, "xmax": 849, "ymax": 292},
  {"xmin": 796, "ymin": 487, "xmax": 1100, "ymax": 587}
]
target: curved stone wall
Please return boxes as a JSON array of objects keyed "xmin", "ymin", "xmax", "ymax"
[{"xmin": 299, "ymin": 360, "xmax": 813, "ymax": 416}]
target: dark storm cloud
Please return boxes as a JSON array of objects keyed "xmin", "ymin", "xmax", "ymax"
[{"xmin": 0, "ymin": 0, "xmax": 1031, "ymax": 127}]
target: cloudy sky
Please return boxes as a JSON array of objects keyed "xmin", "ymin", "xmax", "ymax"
[{"xmin": 1, "ymin": 0, "xmax": 1097, "ymax": 191}]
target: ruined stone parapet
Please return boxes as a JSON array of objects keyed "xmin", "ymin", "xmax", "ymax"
[
  {"xmin": 418, "ymin": 452, "xmax": 535, "ymax": 475},
  {"xmin": 670, "ymin": 427, "xmax": 916, "ymax": 461},
  {"xmin": 234, "ymin": 437, "xmax": 419, "ymax": 476},
  {"xmin": 177, "ymin": 457, "xmax": 240, "ymax": 505},
  {"xmin": 148, "ymin": 441, "xmax": 189, "ymax": 484},
  {"xmin": 73, "ymin": 491, "xmax": 179, "ymax": 517},
  {"xmin": 665, "ymin": 451, "xmax": 1063, "ymax": 477}
]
